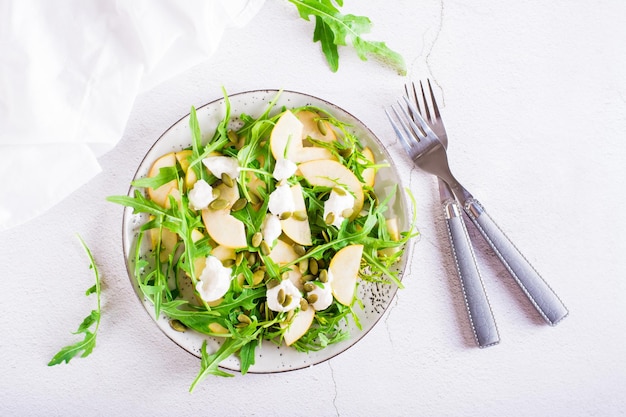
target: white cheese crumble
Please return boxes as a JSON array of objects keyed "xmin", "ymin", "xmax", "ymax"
[
  {"xmin": 268, "ymin": 183, "xmax": 295, "ymax": 216},
  {"xmin": 323, "ymin": 188, "xmax": 355, "ymax": 228},
  {"xmin": 309, "ymin": 281, "xmax": 333, "ymax": 311},
  {"xmin": 202, "ymin": 155, "xmax": 239, "ymax": 180},
  {"xmin": 195, "ymin": 255, "xmax": 232, "ymax": 302},
  {"xmin": 188, "ymin": 179, "xmax": 215, "ymax": 210},
  {"xmin": 273, "ymin": 158, "xmax": 297, "ymax": 181},
  {"xmin": 262, "ymin": 214, "xmax": 282, "ymax": 245},
  {"xmin": 266, "ymin": 279, "xmax": 302, "ymax": 313}
]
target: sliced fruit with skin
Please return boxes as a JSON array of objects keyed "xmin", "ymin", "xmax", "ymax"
[
  {"xmin": 360, "ymin": 147, "xmax": 376, "ymax": 187},
  {"xmin": 175, "ymin": 149, "xmax": 193, "ymax": 173},
  {"xmin": 295, "ymin": 110, "xmax": 336, "ymax": 143},
  {"xmin": 147, "ymin": 152, "xmax": 178, "ymax": 207},
  {"xmin": 329, "ymin": 244, "xmax": 363, "ymax": 305},
  {"xmin": 298, "ymin": 159, "xmax": 364, "ymax": 218},
  {"xmin": 280, "ymin": 184, "xmax": 312, "ymax": 246},
  {"xmin": 268, "ymin": 239, "xmax": 299, "ymax": 265},
  {"xmin": 292, "ymin": 146, "xmax": 336, "ymax": 163},
  {"xmin": 283, "ymin": 306, "xmax": 315, "ymax": 346},
  {"xmin": 150, "ymin": 225, "xmax": 178, "ymax": 262},
  {"xmin": 201, "ymin": 208, "xmax": 247, "ymax": 249},
  {"xmin": 379, "ymin": 218, "xmax": 401, "ymax": 258},
  {"xmin": 270, "ymin": 110, "xmax": 304, "ymax": 162},
  {"xmin": 211, "ymin": 245, "xmax": 236, "ymax": 262}
]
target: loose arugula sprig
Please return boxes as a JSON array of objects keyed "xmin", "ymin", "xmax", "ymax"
[
  {"xmin": 48, "ymin": 235, "xmax": 102, "ymax": 366},
  {"xmin": 288, "ymin": 0, "xmax": 406, "ymax": 74}
]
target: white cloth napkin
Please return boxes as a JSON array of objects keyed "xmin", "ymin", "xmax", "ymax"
[{"xmin": 0, "ymin": 0, "xmax": 265, "ymax": 231}]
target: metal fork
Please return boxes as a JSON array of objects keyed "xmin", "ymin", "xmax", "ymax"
[
  {"xmin": 387, "ymin": 85, "xmax": 569, "ymax": 326},
  {"xmin": 405, "ymin": 81, "xmax": 499, "ymax": 348}
]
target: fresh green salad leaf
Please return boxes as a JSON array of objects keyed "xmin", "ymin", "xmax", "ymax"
[
  {"xmin": 108, "ymin": 89, "xmax": 417, "ymax": 391},
  {"xmin": 288, "ymin": 0, "xmax": 406, "ymax": 74},
  {"xmin": 48, "ymin": 235, "xmax": 102, "ymax": 366}
]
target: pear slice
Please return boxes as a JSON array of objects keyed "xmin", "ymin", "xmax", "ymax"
[
  {"xmin": 360, "ymin": 147, "xmax": 376, "ymax": 187},
  {"xmin": 175, "ymin": 149, "xmax": 193, "ymax": 173},
  {"xmin": 298, "ymin": 159, "xmax": 364, "ymax": 218},
  {"xmin": 280, "ymin": 184, "xmax": 312, "ymax": 246},
  {"xmin": 379, "ymin": 218, "xmax": 401, "ymax": 258},
  {"xmin": 150, "ymin": 226, "xmax": 178, "ymax": 262},
  {"xmin": 283, "ymin": 306, "xmax": 315, "ymax": 346},
  {"xmin": 270, "ymin": 110, "xmax": 304, "ymax": 162},
  {"xmin": 268, "ymin": 239, "xmax": 299, "ymax": 264},
  {"xmin": 211, "ymin": 245, "xmax": 236, "ymax": 262},
  {"xmin": 292, "ymin": 147, "xmax": 336, "ymax": 163},
  {"xmin": 201, "ymin": 208, "xmax": 247, "ymax": 249},
  {"xmin": 329, "ymin": 244, "xmax": 363, "ymax": 305},
  {"xmin": 295, "ymin": 110, "xmax": 336, "ymax": 143},
  {"xmin": 147, "ymin": 152, "xmax": 178, "ymax": 207}
]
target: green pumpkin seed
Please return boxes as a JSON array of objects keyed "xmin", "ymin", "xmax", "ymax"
[
  {"xmin": 279, "ymin": 211, "xmax": 292, "ymax": 220},
  {"xmin": 292, "ymin": 210, "xmax": 308, "ymax": 221},
  {"xmin": 212, "ymin": 188, "xmax": 221, "ymax": 199},
  {"xmin": 260, "ymin": 241, "xmax": 271, "ymax": 256},
  {"xmin": 307, "ymin": 293, "xmax": 318, "ymax": 304},
  {"xmin": 303, "ymin": 282, "xmax": 316, "ymax": 293},
  {"xmin": 277, "ymin": 288, "xmax": 286, "ymax": 305},
  {"xmin": 235, "ymin": 252, "xmax": 244, "ymax": 266},
  {"xmin": 247, "ymin": 252, "xmax": 257, "ymax": 266},
  {"xmin": 248, "ymin": 192, "xmax": 260, "ymax": 205},
  {"xmin": 325, "ymin": 212, "xmax": 335, "ymax": 225},
  {"xmin": 209, "ymin": 198, "xmax": 229, "ymax": 210},
  {"xmin": 251, "ymin": 232, "xmax": 263, "ymax": 248},
  {"xmin": 298, "ymin": 259, "xmax": 309, "ymax": 274},
  {"xmin": 236, "ymin": 272, "xmax": 245, "ymax": 287},
  {"xmin": 309, "ymin": 258, "xmax": 319, "ymax": 275},
  {"xmin": 316, "ymin": 119, "xmax": 328, "ymax": 135},
  {"xmin": 319, "ymin": 269, "xmax": 328, "ymax": 283},
  {"xmin": 282, "ymin": 294, "xmax": 293, "ymax": 307},
  {"xmin": 341, "ymin": 208, "xmax": 353, "ymax": 219},
  {"xmin": 281, "ymin": 271, "xmax": 290, "ymax": 280},
  {"xmin": 302, "ymin": 274, "xmax": 315, "ymax": 282},
  {"xmin": 227, "ymin": 130, "xmax": 239, "ymax": 144},
  {"xmin": 231, "ymin": 197, "xmax": 247, "ymax": 212},
  {"xmin": 222, "ymin": 259, "xmax": 235, "ymax": 268},
  {"xmin": 299, "ymin": 298, "xmax": 309, "ymax": 311},
  {"xmin": 322, "ymin": 230, "xmax": 330, "ymax": 243},
  {"xmin": 238, "ymin": 313, "xmax": 252, "ymax": 324},
  {"xmin": 266, "ymin": 278, "xmax": 279, "ymax": 289},
  {"xmin": 169, "ymin": 319, "xmax": 187, "ymax": 332},
  {"xmin": 221, "ymin": 173, "xmax": 234, "ymax": 188},
  {"xmin": 293, "ymin": 244, "xmax": 306, "ymax": 256},
  {"xmin": 252, "ymin": 269, "xmax": 265, "ymax": 286},
  {"xmin": 317, "ymin": 259, "xmax": 325, "ymax": 268}
]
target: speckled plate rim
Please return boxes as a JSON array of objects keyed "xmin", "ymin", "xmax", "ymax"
[{"xmin": 121, "ymin": 89, "xmax": 414, "ymax": 374}]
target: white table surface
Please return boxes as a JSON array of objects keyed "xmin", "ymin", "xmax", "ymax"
[{"xmin": 2, "ymin": 1, "xmax": 626, "ymax": 416}]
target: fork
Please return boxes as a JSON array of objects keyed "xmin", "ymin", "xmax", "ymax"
[
  {"xmin": 405, "ymin": 81, "xmax": 499, "ymax": 348},
  {"xmin": 387, "ymin": 86, "xmax": 569, "ymax": 326}
]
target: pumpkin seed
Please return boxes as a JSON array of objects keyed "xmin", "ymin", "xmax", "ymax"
[
  {"xmin": 222, "ymin": 259, "xmax": 235, "ymax": 268},
  {"xmin": 277, "ymin": 288, "xmax": 286, "ymax": 305},
  {"xmin": 212, "ymin": 188, "xmax": 221, "ymax": 199},
  {"xmin": 227, "ymin": 130, "xmax": 239, "ymax": 144},
  {"xmin": 236, "ymin": 272, "xmax": 245, "ymax": 287},
  {"xmin": 319, "ymin": 269, "xmax": 329, "ymax": 283},
  {"xmin": 309, "ymin": 258, "xmax": 319, "ymax": 275},
  {"xmin": 298, "ymin": 259, "xmax": 309, "ymax": 274},
  {"xmin": 231, "ymin": 197, "xmax": 247, "ymax": 212},
  {"xmin": 238, "ymin": 313, "xmax": 252, "ymax": 324},
  {"xmin": 248, "ymin": 192, "xmax": 260, "ymax": 205},
  {"xmin": 281, "ymin": 271, "xmax": 290, "ymax": 280},
  {"xmin": 325, "ymin": 212, "xmax": 335, "ymax": 225},
  {"xmin": 260, "ymin": 240, "xmax": 271, "ymax": 256},
  {"xmin": 299, "ymin": 298, "xmax": 309, "ymax": 311},
  {"xmin": 302, "ymin": 274, "xmax": 315, "ymax": 282},
  {"xmin": 292, "ymin": 210, "xmax": 308, "ymax": 221},
  {"xmin": 307, "ymin": 293, "xmax": 318, "ymax": 304},
  {"xmin": 341, "ymin": 208, "xmax": 353, "ymax": 219},
  {"xmin": 322, "ymin": 230, "xmax": 330, "ymax": 242},
  {"xmin": 235, "ymin": 322, "xmax": 248, "ymax": 328},
  {"xmin": 221, "ymin": 173, "xmax": 234, "ymax": 188},
  {"xmin": 340, "ymin": 147, "xmax": 354, "ymax": 158},
  {"xmin": 286, "ymin": 309, "xmax": 294, "ymax": 322},
  {"xmin": 303, "ymin": 282, "xmax": 316, "ymax": 293},
  {"xmin": 252, "ymin": 269, "xmax": 265, "ymax": 285},
  {"xmin": 266, "ymin": 278, "xmax": 279, "ymax": 289},
  {"xmin": 209, "ymin": 198, "xmax": 229, "ymax": 210},
  {"xmin": 282, "ymin": 294, "xmax": 293, "ymax": 307},
  {"xmin": 235, "ymin": 251, "xmax": 244, "ymax": 266},
  {"xmin": 333, "ymin": 186, "xmax": 346, "ymax": 196},
  {"xmin": 317, "ymin": 259, "xmax": 326, "ymax": 268},
  {"xmin": 293, "ymin": 244, "xmax": 306, "ymax": 256},
  {"xmin": 169, "ymin": 319, "xmax": 187, "ymax": 332},
  {"xmin": 316, "ymin": 119, "xmax": 328, "ymax": 135},
  {"xmin": 279, "ymin": 211, "xmax": 292, "ymax": 220},
  {"xmin": 251, "ymin": 232, "xmax": 263, "ymax": 248},
  {"xmin": 208, "ymin": 322, "xmax": 229, "ymax": 334},
  {"xmin": 247, "ymin": 252, "xmax": 257, "ymax": 266}
]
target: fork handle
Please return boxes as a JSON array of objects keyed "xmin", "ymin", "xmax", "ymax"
[
  {"xmin": 464, "ymin": 198, "xmax": 569, "ymax": 325},
  {"xmin": 443, "ymin": 199, "xmax": 500, "ymax": 348}
]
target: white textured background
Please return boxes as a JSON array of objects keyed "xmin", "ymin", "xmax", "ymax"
[{"xmin": 2, "ymin": 1, "xmax": 625, "ymax": 415}]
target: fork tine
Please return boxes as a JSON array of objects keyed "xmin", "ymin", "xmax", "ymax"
[
  {"xmin": 419, "ymin": 81, "xmax": 432, "ymax": 123},
  {"xmin": 404, "ymin": 82, "xmax": 422, "ymax": 121},
  {"xmin": 426, "ymin": 79, "xmax": 441, "ymax": 119},
  {"xmin": 385, "ymin": 108, "xmax": 414, "ymax": 155},
  {"xmin": 401, "ymin": 96, "xmax": 437, "ymax": 138}
]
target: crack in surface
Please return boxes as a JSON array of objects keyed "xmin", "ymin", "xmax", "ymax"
[{"xmin": 329, "ymin": 361, "xmax": 340, "ymax": 416}]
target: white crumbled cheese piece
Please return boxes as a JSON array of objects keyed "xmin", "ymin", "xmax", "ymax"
[
  {"xmin": 273, "ymin": 158, "xmax": 297, "ymax": 181},
  {"xmin": 323, "ymin": 188, "xmax": 355, "ymax": 228},
  {"xmin": 268, "ymin": 183, "xmax": 295, "ymax": 216},
  {"xmin": 266, "ymin": 279, "xmax": 302, "ymax": 313},
  {"xmin": 188, "ymin": 179, "xmax": 215, "ymax": 210},
  {"xmin": 202, "ymin": 155, "xmax": 239, "ymax": 180},
  {"xmin": 262, "ymin": 214, "xmax": 282, "ymax": 245},
  {"xmin": 195, "ymin": 255, "xmax": 232, "ymax": 302},
  {"xmin": 309, "ymin": 281, "xmax": 333, "ymax": 311}
]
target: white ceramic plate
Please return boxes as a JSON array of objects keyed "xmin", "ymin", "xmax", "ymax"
[{"xmin": 122, "ymin": 89, "xmax": 413, "ymax": 373}]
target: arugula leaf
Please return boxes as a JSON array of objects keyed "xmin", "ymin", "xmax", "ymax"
[
  {"xmin": 48, "ymin": 235, "xmax": 102, "ymax": 366},
  {"xmin": 288, "ymin": 0, "xmax": 406, "ymax": 74}
]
